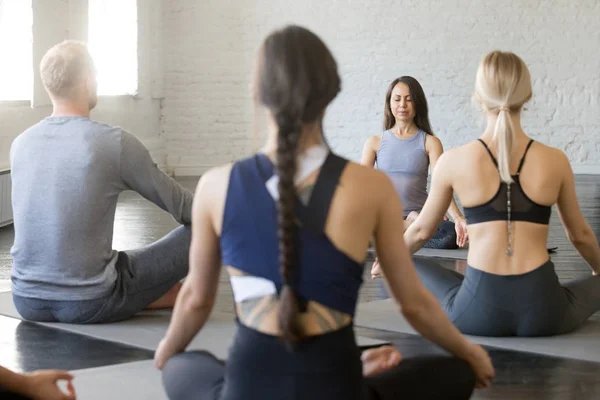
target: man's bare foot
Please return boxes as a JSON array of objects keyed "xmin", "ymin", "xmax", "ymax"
[
  {"xmin": 146, "ymin": 282, "xmax": 183, "ymax": 310},
  {"xmin": 362, "ymin": 345, "xmax": 402, "ymax": 376}
]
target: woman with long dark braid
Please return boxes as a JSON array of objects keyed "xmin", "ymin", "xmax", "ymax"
[{"xmin": 154, "ymin": 25, "xmax": 493, "ymax": 400}]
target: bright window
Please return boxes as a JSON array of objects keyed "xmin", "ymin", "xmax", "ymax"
[
  {"xmin": 88, "ymin": 0, "xmax": 138, "ymax": 96},
  {"xmin": 0, "ymin": 0, "xmax": 33, "ymax": 101}
]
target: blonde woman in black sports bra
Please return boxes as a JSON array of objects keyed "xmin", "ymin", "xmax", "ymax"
[{"xmin": 375, "ymin": 50, "xmax": 600, "ymax": 337}]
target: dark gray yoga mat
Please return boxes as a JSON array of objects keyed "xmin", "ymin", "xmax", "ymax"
[
  {"xmin": 0, "ymin": 292, "xmax": 388, "ymax": 358},
  {"xmin": 355, "ymin": 299, "xmax": 600, "ymax": 363}
]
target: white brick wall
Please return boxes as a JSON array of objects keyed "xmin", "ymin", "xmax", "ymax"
[
  {"xmin": 0, "ymin": 0, "xmax": 165, "ymax": 170},
  {"xmin": 162, "ymin": 0, "xmax": 600, "ymax": 175}
]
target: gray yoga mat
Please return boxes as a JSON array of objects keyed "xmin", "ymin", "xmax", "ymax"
[
  {"xmin": 60, "ymin": 360, "xmax": 167, "ymax": 400},
  {"xmin": 355, "ymin": 299, "xmax": 600, "ymax": 363},
  {"xmin": 0, "ymin": 292, "xmax": 387, "ymax": 357},
  {"xmin": 367, "ymin": 247, "xmax": 469, "ymax": 260},
  {"xmin": 414, "ymin": 247, "xmax": 469, "ymax": 260},
  {"xmin": 0, "ymin": 279, "xmax": 9, "ymax": 293}
]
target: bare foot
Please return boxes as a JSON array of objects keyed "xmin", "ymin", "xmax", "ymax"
[
  {"xmin": 371, "ymin": 258, "xmax": 382, "ymax": 280},
  {"xmin": 146, "ymin": 282, "xmax": 183, "ymax": 310},
  {"xmin": 361, "ymin": 345, "xmax": 402, "ymax": 377}
]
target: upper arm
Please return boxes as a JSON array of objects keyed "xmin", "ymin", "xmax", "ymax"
[
  {"xmin": 408, "ymin": 152, "xmax": 455, "ymax": 235},
  {"xmin": 360, "ymin": 136, "xmax": 380, "ymax": 167},
  {"xmin": 373, "ymin": 174, "xmax": 428, "ymax": 309},
  {"xmin": 425, "ymin": 135, "xmax": 444, "ymax": 173},
  {"xmin": 555, "ymin": 151, "xmax": 588, "ymax": 239},
  {"xmin": 185, "ymin": 168, "xmax": 229, "ymax": 306}
]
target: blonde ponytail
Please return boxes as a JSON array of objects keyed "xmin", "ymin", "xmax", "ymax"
[
  {"xmin": 494, "ymin": 107, "xmax": 515, "ymax": 183},
  {"xmin": 474, "ymin": 51, "xmax": 532, "ymax": 183}
]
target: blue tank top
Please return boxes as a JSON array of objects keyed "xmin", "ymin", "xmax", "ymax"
[
  {"xmin": 220, "ymin": 153, "xmax": 364, "ymax": 316},
  {"xmin": 376, "ymin": 129, "xmax": 429, "ymax": 216}
]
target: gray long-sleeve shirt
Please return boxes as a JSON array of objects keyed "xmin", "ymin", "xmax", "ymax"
[{"xmin": 9, "ymin": 116, "xmax": 193, "ymax": 301}]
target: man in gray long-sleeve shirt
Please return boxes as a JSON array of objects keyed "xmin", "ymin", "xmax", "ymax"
[{"xmin": 10, "ymin": 41, "xmax": 193, "ymax": 324}]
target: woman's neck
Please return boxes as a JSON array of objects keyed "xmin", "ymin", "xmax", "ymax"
[
  {"xmin": 392, "ymin": 121, "xmax": 418, "ymax": 137},
  {"xmin": 481, "ymin": 111, "xmax": 527, "ymax": 142},
  {"xmin": 262, "ymin": 124, "xmax": 325, "ymax": 157}
]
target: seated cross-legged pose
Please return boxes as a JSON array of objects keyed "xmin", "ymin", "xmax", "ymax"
[
  {"xmin": 10, "ymin": 41, "xmax": 193, "ymax": 324},
  {"xmin": 154, "ymin": 25, "xmax": 494, "ymax": 400},
  {"xmin": 361, "ymin": 76, "xmax": 468, "ymax": 252},
  {"xmin": 376, "ymin": 50, "xmax": 600, "ymax": 337}
]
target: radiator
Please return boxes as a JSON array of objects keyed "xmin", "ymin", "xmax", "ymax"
[{"xmin": 0, "ymin": 170, "xmax": 12, "ymax": 227}]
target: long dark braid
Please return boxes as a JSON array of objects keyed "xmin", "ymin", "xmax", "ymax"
[
  {"xmin": 256, "ymin": 25, "xmax": 341, "ymax": 345},
  {"xmin": 275, "ymin": 113, "xmax": 302, "ymax": 343}
]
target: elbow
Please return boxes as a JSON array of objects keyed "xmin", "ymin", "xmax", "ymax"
[
  {"xmin": 417, "ymin": 225, "xmax": 436, "ymax": 242},
  {"xmin": 567, "ymin": 226, "xmax": 595, "ymax": 247},
  {"xmin": 181, "ymin": 286, "xmax": 214, "ymax": 314},
  {"xmin": 399, "ymin": 302, "xmax": 428, "ymax": 323},
  {"xmin": 397, "ymin": 284, "xmax": 437, "ymax": 323},
  {"xmin": 408, "ymin": 222, "xmax": 435, "ymax": 244}
]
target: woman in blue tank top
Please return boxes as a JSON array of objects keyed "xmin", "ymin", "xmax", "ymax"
[
  {"xmin": 153, "ymin": 25, "xmax": 494, "ymax": 400},
  {"xmin": 361, "ymin": 77, "xmax": 468, "ymax": 251},
  {"xmin": 380, "ymin": 51, "xmax": 600, "ymax": 338}
]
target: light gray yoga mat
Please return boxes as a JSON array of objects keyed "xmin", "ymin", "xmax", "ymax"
[
  {"xmin": 355, "ymin": 299, "xmax": 600, "ymax": 363},
  {"xmin": 61, "ymin": 361, "xmax": 167, "ymax": 400},
  {"xmin": 0, "ymin": 279, "xmax": 10, "ymax": 293},
  {"xmin": 414, "ymin": 247, "xmax": 469, "ymax": 260},
  {"xmin": 0, "ymin": 292, "xmax": 387, "ymax": 358}
]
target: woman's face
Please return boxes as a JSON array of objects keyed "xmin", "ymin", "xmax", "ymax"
[{"xmin": 390, "ymin": 82, "xmax": 415, "ymax": 124}]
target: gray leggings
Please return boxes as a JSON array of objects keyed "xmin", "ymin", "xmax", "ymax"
[
  {"xmin": 414, "ymin": 257, "xmax": 600, "ymax": 336},
  {"xmin": 13, "ymin": 225, "xmax": 191, "ymax": 324}
]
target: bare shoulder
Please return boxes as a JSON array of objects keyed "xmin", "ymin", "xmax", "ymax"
[
  {"xmin": 425, "ymin": 134, "xmax": 443, "ymax": 148},
  {"xmin": 433, "ymin": 142, "xmax": 468, "ymax": 167},
  {"xmin": 341, "ymin": 160, "xmax": 396, "ymax": 196},
  {"xmin": 531, "ymin": 141, "xmax": 571, "ymax": 172},
  {"xmin": 533, "ymin": 141, "xmax": 567, "ymax": 159},
  {"xmin": 194, "ymin": 163, "xmax": 234, "ymax": 198},
  {"xmin": 363, "ymin": 134, "xmax": 382, "ymax": 150}
]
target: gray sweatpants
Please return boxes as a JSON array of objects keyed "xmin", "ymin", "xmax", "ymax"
[{"xmin": 12, "ymin": 225, "xmax": 191, "ymax": 324}]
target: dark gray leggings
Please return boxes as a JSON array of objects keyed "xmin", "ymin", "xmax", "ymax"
[
  {"xmin": 414, "ymin": 257, "xmax": 600, "ymax": 336},
  {"xmin": 13, "ymin": 225, "xmax": 191, "ymax": 324},
  {"xmin": 162, "ymin": 322, "xmax": 475, "ymax": 400},
  {"xmin": 423, "ymin": 220, "xmax": 458, "ymax": 250}
]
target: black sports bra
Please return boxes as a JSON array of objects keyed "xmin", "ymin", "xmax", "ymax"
[{"xmin": 463, "ymin": 139, "xmax": 552, "ymax": 226}]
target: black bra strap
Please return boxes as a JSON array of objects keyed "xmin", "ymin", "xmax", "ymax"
[
  {"xmin": 303, "ymin": 153, "xmax": 348, "ymax": 234},
  {"xmin": 477, "ymin": 139, "xmax": 498, "ymax": 168},
  {"xmin": 517, "ymin": 139, "xmax": 535, "ymax": 174}
]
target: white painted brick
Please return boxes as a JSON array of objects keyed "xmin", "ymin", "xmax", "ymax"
[{"xmin": 162, "ymin": 0, "xmax": 600, "ymax": 175}]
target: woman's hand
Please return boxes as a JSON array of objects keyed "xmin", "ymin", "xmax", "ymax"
[
  {"xmin": 465, "ymin": 344, "xmax": 495, "ymax": 389},
  {"xmin": 454, "ymin": 216, "xmax": 468, "ymax": 248},
  {"xmin": 24, "ymin": 370, "xmax": 76, "ymax": 400},
  {"xmin": 406, "ymin": 211, "xmax": 419, "ymax": 223},
  {"xmin": 154, "ymin": 338, "xmax": 182, "ymax": 370},
  {"xmin": 361, "ymin": 345, "xmax": 402, "ymax": 377}
]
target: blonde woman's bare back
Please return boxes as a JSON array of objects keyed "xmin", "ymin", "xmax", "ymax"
[
  {"xmin": 447, "ymin": 137, "xmax": 563, "ymax": 275},
  {"xmin": 402, "ymin": 133, "xmax": 600, "ymax": 337}
]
